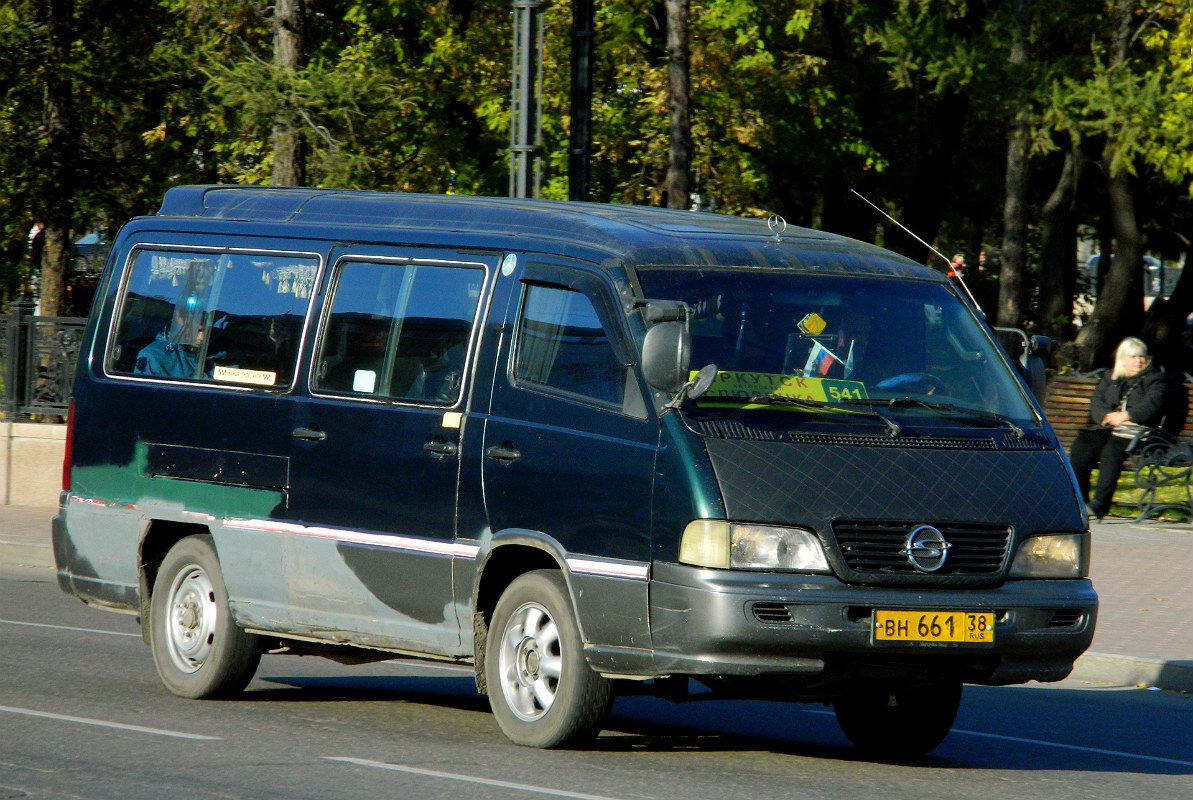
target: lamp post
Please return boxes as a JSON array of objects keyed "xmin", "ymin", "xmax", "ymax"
[
  {"xmin": 569, "ymin": 0, "xmax": 594, "ymax": 201},
  {"xmin": 510, "ymin": 0, "xmax": 545, "ymax": 198}
]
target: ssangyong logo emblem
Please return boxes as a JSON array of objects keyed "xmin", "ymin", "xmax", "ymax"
[{"xmin": 901, "ymin": 525, "xmax": 952, "ymax": 573}]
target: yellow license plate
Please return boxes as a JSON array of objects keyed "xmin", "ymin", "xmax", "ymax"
[{"xmin": 874, "ymin": 610, "xmax": 995, "ymax": 644}]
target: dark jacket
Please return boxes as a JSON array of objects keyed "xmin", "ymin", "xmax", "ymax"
[{"xmin": 1088, "ymin": 364, "xmax": 1166, "ymax": 427}]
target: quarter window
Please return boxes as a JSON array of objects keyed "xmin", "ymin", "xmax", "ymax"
[
  {"xmin": 109, "ymin": 249, "xmax": 318, "ymax": 388},
  {"xmin": 514, "ymin": 284, "xmax": 627, "ymax": 407},
  {"xmin": 313, "ymin": 260, "xmax": 483, "ymax": 404}
]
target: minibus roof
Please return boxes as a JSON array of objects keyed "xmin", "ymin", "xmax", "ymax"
[{"xmin": 153, "ymin": 185, "xmax": 943, "ymax": 280}]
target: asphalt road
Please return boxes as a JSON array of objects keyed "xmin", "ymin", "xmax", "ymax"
[{"xmin": 2, "ymin": 565, "xmax": 1191, "ymax": 800}]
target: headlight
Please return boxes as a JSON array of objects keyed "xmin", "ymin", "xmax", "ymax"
[
  {"xmin": 1009, "ymin": 533, "xmax": 1089, "ymax": 578},
  {"xmin": 679, "ymin": 520, "xmax": 831, "ymax": 572}
]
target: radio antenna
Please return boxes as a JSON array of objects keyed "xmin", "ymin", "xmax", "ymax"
[{"xmin": 850, "ymin": 189, "xmax": 983, "ymax": 314}]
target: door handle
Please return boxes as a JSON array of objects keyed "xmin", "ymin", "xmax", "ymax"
[
  {"xmin": 292, "ymin": 426, "xmax": 328, "ymax": 442},
  {"xmin": 485, "ymin": 443, "xmax": 522, "ymax": 463},
  {"xmin": 424, "ymin": 438, "xmax": 459, "ymax": 457}
]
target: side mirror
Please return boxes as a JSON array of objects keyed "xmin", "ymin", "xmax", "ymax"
[
  {"xmin": 642, "ymin": 320, "xmax": 691, "ymax": 394},
  {"xmin": 994, "ymin": 326, "xmax": 1049, "ymax": 404},
  {"xmin": 1030, "ymin": 335, "xmax": 1052, "ymax": 358},
  {"xmin": 687, "ymin": 363, "xmax": 718, "ymax": 400},
  {"xmin": 1024, "ymin": 354, "xmax": 1047, "ymax": 404},
  {"xmin": 639, "ymin": 300, "xmax": 688, "ymax": 325}
]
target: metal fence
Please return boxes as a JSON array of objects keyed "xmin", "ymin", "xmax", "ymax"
[{"xmin": 1, "ymin": 297, "xmax": 87, "ymax": 422}]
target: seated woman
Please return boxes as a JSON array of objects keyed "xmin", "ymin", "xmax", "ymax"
[{"xmin": 1069, "ymin": 336, "xmax": 1166, "ymax": 520}]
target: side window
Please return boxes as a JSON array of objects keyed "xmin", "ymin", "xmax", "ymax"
[
  {"xmin": 312, "ymin": 260, "xmax": 483, "ymax": 404},
  {"xmin": 513, "ymin": 284, "xmax": 627, "ymax": 407},
  {"xmin": 109, "ymin": 249, "xmax": 317, "ymax": 388}
]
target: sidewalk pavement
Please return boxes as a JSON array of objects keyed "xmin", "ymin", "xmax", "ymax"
[{"xmin": 2, "ymin": 505, "xmax": 1189, "ymax": 692}]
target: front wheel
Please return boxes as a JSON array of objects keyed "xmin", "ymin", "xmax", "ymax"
[
  {"xmin": 149, "ymin": 535, "xmax": 261, "ymax": 699},
  {"xmin": 485, "ymin": 570, "xmax": 613, "ymax": 748},
  {"xmin": 833, "ymin": 680, "xmax": 962, "ymax": 758}
]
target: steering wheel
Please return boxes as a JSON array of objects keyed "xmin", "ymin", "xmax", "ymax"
[{"xmin": 875, "ymin": 372, "xmax": 950, "ymax": 396}]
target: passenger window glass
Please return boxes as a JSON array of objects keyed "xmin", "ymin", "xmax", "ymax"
[
  {"xmin": 514, "ymin": 284, "xmax": 626, "ymax": 407},
  {"xmin": 109, "ymin": 249, "xmax": 317, "ymax": 387},
  {"xmin": 313, "ymin": 260, "xmax": 482, "ymax": 404}
]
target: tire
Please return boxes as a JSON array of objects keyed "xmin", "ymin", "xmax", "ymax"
[
  {"xmin": 484, "ymin": 570, "xmax": 613, "ymax": 748},
  {"xmin": 833, "ymin": 680, "xmax": 962, "ymax": 758},
  {"xmin": 149, "ymin": 535, "xmax": 261, "ymax": 699}
]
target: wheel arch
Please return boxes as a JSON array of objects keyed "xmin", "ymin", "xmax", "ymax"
[
  {"xmin": 472, "ymin": 533, "xmax": 575, "ymax": 693},
  {"xmin": 137, "ymin": 520, "xmax": 214, "ymax": 643}
]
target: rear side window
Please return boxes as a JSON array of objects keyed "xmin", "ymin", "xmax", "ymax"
[
  {"xmin": 513, "ymin": 284, "xmax": 627, "ymax": 407},
  {"xmin": 312, "ymin": 260, "xmax": 484, "ymax": 404},
  {"xmin": 109, "ymin": 249, "xmax": 318, "ymax": 388}
]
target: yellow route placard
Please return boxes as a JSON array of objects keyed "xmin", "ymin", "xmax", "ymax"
[{"xmin": 694, "ymin": 370, "xmax": 867, "ymax": 403}]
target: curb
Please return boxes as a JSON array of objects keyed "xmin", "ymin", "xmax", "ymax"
[
  {"xmin": 3, "ymin": 539, "xmax": 1189, "ymax": 694},
  {"xmin": 1069, "ymin": 651, "xmax": 1193, "ymax": 694},
  {"xmin": 0, "ymin": 540, "xmax": 55, "ymax": 571}
]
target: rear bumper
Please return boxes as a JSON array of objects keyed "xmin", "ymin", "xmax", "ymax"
[{"xmin": 602, "ymin": 562, "xmax": 1096, "ymax": 686}]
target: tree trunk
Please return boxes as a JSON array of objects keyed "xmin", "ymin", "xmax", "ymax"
[
  {"xmin": 1141, "ymin": 237, "xmax": 1193, "ymax": 373},
  {"xmin": 664, "ymin": 0, "xmax": 690, "ymax": 210},
  {"xmin": 39, "ymin": 0, "xmax": 75, "ymax": 317},
  {"xmin": 996, "ymin": 0, "xmax": 1033, "ymax": 329},
  {"xmin": 271, "ymin": 0, "xmax": 306, "ymax": 187},
  {"xmin": 1037, "ymin": 136, "xmax": 1083, "ymax": 338},
  {"xmin": 1075, "ymin": 166, "xmax": 1145, "ymax": 368},
  {"xmin": 1074, "ymin": 0, "xmax": 1143, "ymax": 369}
]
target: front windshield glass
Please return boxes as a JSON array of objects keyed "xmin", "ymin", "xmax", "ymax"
[{"xmin": 635, "ymin": 269, "xmax": 1039, "ymax": 428}]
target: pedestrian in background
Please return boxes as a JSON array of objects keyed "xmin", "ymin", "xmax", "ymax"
[
  {"xmin": 1068, "ymin": 336, "xmax": 1166, "ymax": 520},
  {"xmin": 948, "ymin": 252, "xmax": 966, "ymax": 279}
]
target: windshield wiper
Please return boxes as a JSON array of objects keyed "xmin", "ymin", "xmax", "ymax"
[
  {"xmin": 839, "ymin": 396, "xmax": 1026, "ymax": 438},
  {"xmin": 747, "ymin": 393, "xmax": 902, "ymax": 436}
]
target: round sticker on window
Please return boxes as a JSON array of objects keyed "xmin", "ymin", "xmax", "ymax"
[{"xmin": 501, "ymin": 253, "xmax": 518, "ymax": 276}]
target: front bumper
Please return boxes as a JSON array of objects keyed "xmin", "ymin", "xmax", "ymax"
[{"xmin": 635, "ymin": 561, "xmax": 1097, "ymax": 686}]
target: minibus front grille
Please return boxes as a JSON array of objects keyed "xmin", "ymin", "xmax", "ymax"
[{"xmin": 831, "ymin": 521, "xmax": 1013, "ymax": 581}]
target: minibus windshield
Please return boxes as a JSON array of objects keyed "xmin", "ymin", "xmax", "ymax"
[{"xmin": 635, "ymin": 269, "xmax": 1040, "ymax": 428}]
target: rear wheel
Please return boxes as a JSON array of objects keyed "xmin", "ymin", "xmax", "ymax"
[
  {"xmin": 149, "ymin": 535, "xmax": 261, "ymax": 699},
  {"xmin": 485, "ymin": 570, "xmax": 613, "ymax": 748},
  {"xmin": 833, "ymin": 680, "xmax": 962, "ymax": 758}
]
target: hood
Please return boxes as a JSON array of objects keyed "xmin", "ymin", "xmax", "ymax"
[
  {"xmin": 704, "ymin": 437, "xmax": 1085, "ymax": 587},
  {"xmin": 706, "ymin": 437, "xmax": 1082, "ymax": 532}
]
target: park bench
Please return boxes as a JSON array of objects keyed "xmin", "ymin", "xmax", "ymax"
[{"xmin": 1043, "ymin": 372, "xmax": 1193, "ymax": 521}]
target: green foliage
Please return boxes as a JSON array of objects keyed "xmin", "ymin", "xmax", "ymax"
[
  {"xmin": 0, "ymin": 0, "xmax": 52, "ymax": 298},
  {"xmin": 3, "ymin": 0, "xmax": 1193, "ymax": 325},
  {"xmin": 1145, "ymin": 6, "xmax": 1193, "ymax": 187}
]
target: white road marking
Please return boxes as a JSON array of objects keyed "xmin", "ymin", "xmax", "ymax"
[
  {"xmin": 949, "ymin": 728, "xmax": 1193, "ymax": 767},
  {"xmin": 0, "ymin": 618, "xmax": 140, "ymax": 637},
  {"xmin": 801, "ymin": 707, "xmax": 1193, "ymax": 767},
  {"xmin": 326, "ymin": 757, "xmax": 631, "ymax": 800},
  {"xmin": 0, "ymin": 705, "xmax": 220, "ymax": 740}
]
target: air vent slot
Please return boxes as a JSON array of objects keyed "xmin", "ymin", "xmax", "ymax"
[
  {"xmin": 752, "ymin": 602, "xmax": 794, "ymax": 624},
  {"xmin": 1047, "ymin": 610, "xmax": 1084, "ymax": 628},
  {"xmin": 691, "ymin": 420, "xmax": 1047, "ymax": 450}
]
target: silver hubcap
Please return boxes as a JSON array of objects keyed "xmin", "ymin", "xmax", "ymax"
[
  {"xmin": 164, "ymin": 564, "xmax": 217, "ymax": 674},
  {"xmin": 497, "ymin": 602, "xmax": 563, "ymax": 721}
]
